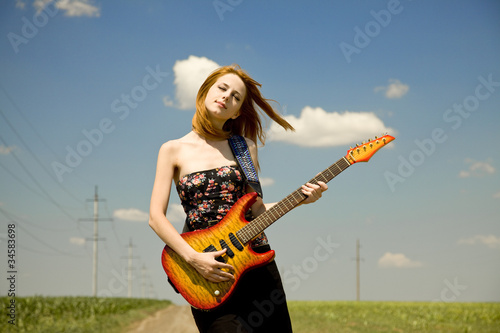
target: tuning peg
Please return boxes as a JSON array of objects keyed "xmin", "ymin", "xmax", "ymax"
[
  {"xmin": 376, "ymin": 140, "xmax": 379, "ymax": 144},
  {"xmin": 382, "ymin": 138, "xmax": 386, "ymax": 144},
  {"xmin": 369, "ymin": 143, "xmax": 373, "ymax": 148},
  {"xmin": 375, "ymin": 136, "xmax": 378, "ymax": 139}
]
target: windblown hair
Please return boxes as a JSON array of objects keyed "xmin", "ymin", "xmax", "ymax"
[{"xmin": 192, "ymin": 64, "xmax": 294, "ymax": 145}]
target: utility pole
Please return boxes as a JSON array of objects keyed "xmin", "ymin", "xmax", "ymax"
[
  {"xmin": 80, "ymin": 186, "xmax": 112, "ymax": 297},
  {"xmin": 355, "ymin": 239, "xmax": 363, "ymax": 301},
  {"xmin": 123, "ymin": 238, "xmax": 138, "ymax": 298},
  {"xmin": 141, "ymin": 264, "xmax": 147, "ymax": 299}
]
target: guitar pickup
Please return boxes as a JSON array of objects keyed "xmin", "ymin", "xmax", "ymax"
[
  {"xmin": 219, "ymin": 240, "xmax": 234, "ymax": 258},
  {"xmin": 229, "ymin": 233, "xmax": 243, "ymax": 251},
  {"xmin": 203, "ymin": 244, "xmax": 226, "ymax": 263},
  {"xmin": 203, "ymin": 244, "xmax": 217, "ymax": 253}
]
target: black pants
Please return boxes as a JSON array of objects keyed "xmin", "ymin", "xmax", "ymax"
[{"xmin": 191, "ymin": 247, "xmax": 293, "ymax": 333}]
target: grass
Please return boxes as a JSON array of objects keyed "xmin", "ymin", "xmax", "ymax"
[
  {"xmin": 288, "ymin": 301, "xmax": 500, "ymax": 333},
  {"xmin": 2, "ymin": 297, "xmax": 499, "ymax": 332},
  {"xmin": 0, "ymin": 296, "xmax": 171, "ymax": 333}
]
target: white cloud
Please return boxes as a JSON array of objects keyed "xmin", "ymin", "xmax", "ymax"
[
  {"xmin": 458, "ymin": 235, "xmax": 500, "ymax": 249},
  {"xmin": 113, "ymin": 208, "xmax": 149, "ymax": 222},
  {"xmin": 268, "ymin": 106, "xmax": 395, "ymax": 147},
  {"xmin": 375, "ymin": 79, "xmax": 409, "ymax": 99},
  {"xmin": 0, "ymin": 145, "xmax": 15, "ymax": 155},
  {"xmin": 378, "ymin": 252, "xmax": 423, "ymax": 268},
  {"xmin": 459, "ymin": 158, "xmax": 495, "ymax": 178},
  {"xmin": 70, "ymin": 237, "xmax": 85, "ymax": 246},
  {"xmin": 16, "ymin": 0, "xmax": 27, "ymax": 9},
  {"xmin": 166, "ymin": 204, "xmax": 186, "ymax": 224},
  {"xmin": 113, "ymin": 204, "xmax": 185, "ymax": 224},
  {"xmin": 34, "ymin": 0, "xmax": 100, "ymax": 17},
  {"xmin": 162, "ymin": 95, "xmax": 174, "ymax": 107},
  {"xmin": 165, "ymin": 55, "xmax": 220, "ymax": 110},
  {"xmin": 259, "ymin": 177, "xmax": 275, "ymax": 187}
]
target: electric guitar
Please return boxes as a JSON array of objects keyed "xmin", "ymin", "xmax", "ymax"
[{"xmin": 161, "ymin": 135, "xmax": 395, "ymax": 310}]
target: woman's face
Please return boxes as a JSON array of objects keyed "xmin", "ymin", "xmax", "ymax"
[{"xmin": 204, "ymin": 73, "xmax": 246, "ymax": 129}]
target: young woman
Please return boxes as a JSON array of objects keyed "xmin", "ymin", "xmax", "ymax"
[{"xmin": 149, "ymin": 65, "xmax": 327, "ymax": 332}]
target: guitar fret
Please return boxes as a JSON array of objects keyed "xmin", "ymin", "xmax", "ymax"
[{"xmin": 236, "ymin": 157, "xmax": 352, "ymax": 244}]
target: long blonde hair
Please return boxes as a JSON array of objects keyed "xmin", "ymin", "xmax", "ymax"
[{"xmin": 192, "ymin": 64, "xmax": 294, "ymax": 145}]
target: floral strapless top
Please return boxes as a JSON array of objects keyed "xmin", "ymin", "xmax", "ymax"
[{"xmin": 176, "ymin": 165, "xmax": 268, "ymax": 247}]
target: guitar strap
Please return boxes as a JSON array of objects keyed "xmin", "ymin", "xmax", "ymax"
[{"xmin": 228, "ymin": 135, "xmax": 263, "ymax": 198}]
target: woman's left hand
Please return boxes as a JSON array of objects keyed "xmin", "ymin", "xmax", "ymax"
[{"xmin": 301, "ymin": 181, "xmax": 328, "ymax": 204}]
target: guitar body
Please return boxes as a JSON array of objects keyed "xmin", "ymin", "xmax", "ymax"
[
  {"xmin": 161, "ymin": 192, "xmax": 275, "ymax": 310},
  {"xmin": 161, "ymin": 135, "xmax": 395, "ymax": 310}
]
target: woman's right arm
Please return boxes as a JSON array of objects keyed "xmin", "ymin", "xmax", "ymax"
[{"xmin": 148, "ymin": 141, "xmax": 234, "ymax": 282}]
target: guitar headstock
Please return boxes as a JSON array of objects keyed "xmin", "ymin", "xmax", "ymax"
[{"xmin": 345, "ymin": 134, "xmax": 395, "ymax": 164}]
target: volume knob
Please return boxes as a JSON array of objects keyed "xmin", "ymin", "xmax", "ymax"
[{"xmin": 214, "ymin": 290, "xmax": 220, "ymax": 296}]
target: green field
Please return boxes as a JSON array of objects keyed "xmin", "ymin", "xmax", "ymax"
[
  {"xmin": 289, "ymin": 301, "xmax": 500, "ymax": 332},
  {"xmin": 1, "ymin": 296, "xmax": 171, "ymax": 333},
  {"xmin": 1, "ymin": 297, "xmax": 499, "ymax": 332}
]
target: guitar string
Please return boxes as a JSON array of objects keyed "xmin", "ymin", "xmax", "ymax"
[{"xmin": 236, "ymin": 157, "xmax": 352, "ymax": 244}]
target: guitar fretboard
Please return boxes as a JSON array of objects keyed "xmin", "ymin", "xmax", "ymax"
[{"xmin": 236, "ymin": 156, "xmax": 351, "ymax": 244}]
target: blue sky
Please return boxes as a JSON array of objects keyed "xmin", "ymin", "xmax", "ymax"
[{"xmin": 1, "ymin": 0, "xmax": 499, "ymax": 304}]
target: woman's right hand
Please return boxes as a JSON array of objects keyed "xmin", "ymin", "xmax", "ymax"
[{"xmin": 187, "ymin": 249, "xmax": 235, "ymax": 283}]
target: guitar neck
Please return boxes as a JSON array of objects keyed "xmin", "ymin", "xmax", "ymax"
[{"xmin": 236, "ymin": 156, "xmax": 352, "ymax": 244}]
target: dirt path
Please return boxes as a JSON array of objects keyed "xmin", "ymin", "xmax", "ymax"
[{"xmin": 124, "ymin": 305, "xmax": 198, "ymax": 333}]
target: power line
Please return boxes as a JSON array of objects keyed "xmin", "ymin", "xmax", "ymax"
[
  {"xmin": 0, "ymin": 160, "xmax": 48, "ymax": 202},
  {"xmin": 0, "ymin": 105, "xmax": 82, "ymax": 203},
  {"xmin": 0, "ymin": 84, "xmax": 62, "ymax": 163},
  {"xmin": 0, "ymin": 133, "xmax": 77, "ymax": 221},
  {"xmin": 0, "ymin": 204, "xmax": 75, "ymax": 232},
  {"xmin": 0, "ymin": 84, "xmax": 85, "ymax": 203}
]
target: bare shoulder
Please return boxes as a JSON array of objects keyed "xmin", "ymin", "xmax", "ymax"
[
  {"xmin": 158, "ymin": 133, "xmax": 194, "ymax": 164},
  {"xmin": 159, "ymin": 133, "xmax": 196, "ymax": 153},
  {"xmin": 243, "ymin": 136, "xmax": 257, "ymax": 149}
]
